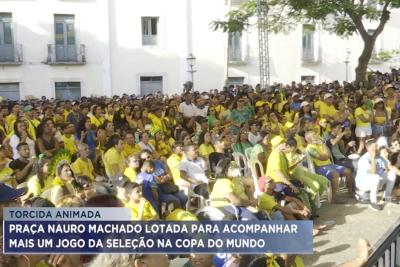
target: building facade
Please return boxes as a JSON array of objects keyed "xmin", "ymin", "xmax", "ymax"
[{"xmin": 0, "ymin": 0, "xmax": 398, "ymax": 100}]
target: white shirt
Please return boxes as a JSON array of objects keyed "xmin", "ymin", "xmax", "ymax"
[
  {"xmin": 179, "ymin": 102, "xmax": 197, "ymax": 117},
  {"xmin": 248, "ymin": 132, "xmax": 262, "ymax": 145},
  {"xmin": 179, "ymin": 157, "xmax": 208, "ymax": 184},
  {"xmin": 138, "ymin": 141, "xmax": 155, "ymax": 153},
  {"xmin": 10, "ymin": 134, "xmax": 35, "ymax": 159},
  {"xmin": 194, "ymin": 105, "xmax": 209, "ymax": 117}
]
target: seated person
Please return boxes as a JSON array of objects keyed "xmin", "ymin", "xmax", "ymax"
[
  {"xmin": 179, "ymin": 145, "xmax": 210, "ymax": 198},
  {"xmin": 324, "ymin": 122, "xmax": 356, "ymax": 170},
  {"xmin": 305, "ymin": 131, "xmax": 354, "ymax": 203},
  {"xmin": 285, "ymin": 138, "xmax": 328, "ymax": 200},
  {"xmin": 9, "ymin": 142, "xmax": 35, "ymax": 184},
  {"xmin": 210, "ymin": 158, "xmax": 259, "ymax": 220},
  {"xmin": 208, "ymin": 138, "xmax": 230, "ymax": 174},
  {"xmin": 232, "ymin": 130, "xmax": 253, "ymax": 155},
  {"xmin": 258, "ymin": 176, "xmax": 310, "ymax": 220},
  {"xmin": 125, "ymin": 182, "xmax": 159, "ymax": 221},
  {"xmin": 124, "ymin": 154, "xmax": 140, "ymax": 182},
  {"xmin": 71, "ymin": 143, "xmax": 97, "ymax": 181},
  {"xmin": 137, "ymin": 160, "xmax": 188, "ymax": 214},
  {"xmin": 355, "ymin": 138, "xmax": 396, "ymax": 211}
]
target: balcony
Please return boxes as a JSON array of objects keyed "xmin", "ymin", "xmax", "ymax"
[
  {"xmin": 228, "ymin": 47, "xmax": 247, "ymax": 64},
  {"xmin": 0, "ymin": 44, "xmax": 23, "ymax": 65},
  {"xmin": 45, "ymin": 44, "xmax": 86, "ymax": 65},
  {"xmin": 302, "ymin": 47, "xmax": 322, "ymax": 65}
]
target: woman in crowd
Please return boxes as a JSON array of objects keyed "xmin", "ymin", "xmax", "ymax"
[
  {"xmin": 50, "ymin": 162, "xmax": 76, "ymax": 205},
  {"xmin": 232, "ymin": 129, "xmax": 253, "ymax": 155},
  {"xmin": 372, "ymin": 98, "xmax": 391, "ymax": 139},
  {"xmin": 36, "ymin": 118, "xmax": 60, "ymax": 157},
  {"xmin": 7, "ymin": 119, "xmax": 35, "ymax": 159},
  {"xmin": 354, "ymin": 99, "xmax": 373, "ymax": 154},
  {"xmin": 198, "ymin": 131, "xmax": 215, "ymax": 158},
  {"xmin": 103, "ymin": 134, "xmax": 125, "ymax": 179}
]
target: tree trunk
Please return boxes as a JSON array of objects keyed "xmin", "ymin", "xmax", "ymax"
[{"xmin": 355, "ymin": 36, "xmax": 376, "ymax": 84}]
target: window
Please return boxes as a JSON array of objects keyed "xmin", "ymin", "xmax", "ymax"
[
  {"xmin": 54, "ymin": 15, "xmax": 76, "ymax": 61},
  {"xmin": 301, "ymin": 75, "xmax": 315, "ymax": 84},
  {"xmin": 228, "ymin": 32, "xmax": 242, "ymax": 61},
  {"xmin": 55, "ymin": 82, "xmax": 81, "ymax": 100},
  {"xmin": 142, "ymin": 17, "xmax": 158, "ymax": 46},
  {"xmin": 140, "ymin": 76, "xmax": 162, "ymax": 96},
  {"xmin": 0, "ymin": 13, "xmax": 13, "ymax": 62},
  {"xmin": 227, "ymin": 77, "xmax": 245, "ymax": 85},
  {"xmin": 302, "ymin": 24, "xmax": 315, "ymax": 62},
  {"xmin": 0, "ymin": 83, "xmax": 19, "ymax": 100}
]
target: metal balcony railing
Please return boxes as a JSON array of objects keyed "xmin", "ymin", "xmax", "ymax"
[
  {"xmin": 0, "ymin": 43, "xmax": 23, "ymax": 64},
  {"xmin": 45, "ymin": 44, "xmax": 86, "ymax": 65},
  {"xmin": 366, "ymin": 218, "xmax": 400, "ymax": 267},
  {"xmin": 302, "ymin": 47, "xmax": 322, "ymax": 64}
]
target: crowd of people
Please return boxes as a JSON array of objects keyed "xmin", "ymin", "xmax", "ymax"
[{"xmin": 1, "ymin": 68, "xmax": 400, "ymax": 267}]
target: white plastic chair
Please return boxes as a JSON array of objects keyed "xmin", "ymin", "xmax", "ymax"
[
  {"xmin": 232, "ymin": 152, "xmax": 251, "ymax": 176},
  {"xmin": 244, "ymin": 147, "xmax": 253, "ymax": 161},
  {"xmin": 305, "ymin": 151, "xmax": 332, "ymax": 204},
  {"xmin": 247, "ymin": 159, "xmax": 264, "ymax": 198}
]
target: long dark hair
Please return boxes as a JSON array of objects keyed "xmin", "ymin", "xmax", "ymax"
[
  {"xmin": 34, "ymin": 155, "xmax": 50, "ymax": 188},
  {"xmin": 76, "ymin": 116, "xmax": 91, "ymax": 140},
  {"xmin": 214, "ymin": 158, "xmax": 231, "ymax": 178},
  {"xmin": 36, "ymin": 118, "xmax": 53, "ymax": 139},
  {"xmin": 104, "ymin": 134, "xmax": 121, "ymax": 152},
  {"xmin": 13, "ymin": 119, "xmax": 33, "ymax": 140}
]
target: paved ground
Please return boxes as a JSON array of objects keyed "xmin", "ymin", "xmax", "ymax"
[
  {"xmin": 170, "ymin": 191, "xmax": 400, "ymax": 267},
  {"xmin": 304, "ymin": 193, "xmax": 400, "ymax": 267}
]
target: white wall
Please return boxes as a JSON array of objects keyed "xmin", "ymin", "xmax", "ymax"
[
  {"xmin": 0, "ymin": 0, "xmax": 110, "ymax": 99},
  {"xmin": 0, "ymin": 0, "xmax": 399, "ymax": 100},
  {"xmin": 228, "ymin": 8, "xmax": 400, "ymax": 86}
]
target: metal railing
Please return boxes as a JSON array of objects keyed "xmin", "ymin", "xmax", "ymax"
[
  {"xmin": 0, "ymin": 43, "xmax": 23, "ymax": 64},
  {"xmin": 46, "ymin": 44, "xmax": 86, "ymax": 64},
  {"xmin": 366, "ymin": 218, "xmax": 400, "ymax": 267}
]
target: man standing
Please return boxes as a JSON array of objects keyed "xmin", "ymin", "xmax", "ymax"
[{"xmin": 355, "ymin": 138, "xmax": 396, "ymax": 211}]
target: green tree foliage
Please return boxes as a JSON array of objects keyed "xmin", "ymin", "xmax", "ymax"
[{"xmin": 212, "ymin": 0, "xmax": 400, "ymax": 82}]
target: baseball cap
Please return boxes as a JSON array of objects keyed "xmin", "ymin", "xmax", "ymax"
[
  {"xmin": 374, "ymin": 97, "xmax": 384, "ymax": 104},
  {"xmin": 324, "ymin": 93, "xmax": 333, "ymax": 100},
  {"xmin": 0, "ymin": 183, "xmax": 25, "ymax": 202},
  {"xmin": 300, "ymin": 101, "xmax": 310, "ymax": 108},
  {"xmin": 271, "ymin": 136, "xmax": 285, "ymax": 148},
  {"xmin": 23, "ymin": 105, "xmax": 34, "ymax": 112},
  {"xmin": 292, "ymin": 92, "xmax": 300, "ymax": 97}
]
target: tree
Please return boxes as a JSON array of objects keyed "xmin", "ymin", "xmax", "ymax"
[{"xmin": 212, "ymin": 0, "xmax": 400, "ymax": 83}]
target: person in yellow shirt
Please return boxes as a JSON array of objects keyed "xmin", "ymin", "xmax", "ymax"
[
  {"xmin": 319, "ymin": 93, "xmax": 337, "ymax": 121},
  {"xmin": 103, "ymin": 134, "xmax": 126, "ymax": 179},
  {"xmin": 148, "ymin": 107, "xmax": 167, "ymax": 133},
  {"xmin": 105, "ymin": 102, "xmax": 115, "ymax": 122},
  {"xmin": 305, "ymin": 131, "xmax": 353, "ymax": 203},
  {"xmin": 6, "ymin": 103, "xmax": 20, "ymax": 135},
  {"xmin": 121, "ymin": 132, "xmax": 141, "ymax": 159},
  {"xmin": 0, "ymin": 146, "xmax": 15, "ymax": 187},
  {"xmin": 71, "ymin": 143, "xmax": 96, "ymax": 180},
  {"xmin": 124, "ymin": 154, "xmax": 140, "ymax": 182},
  {"xmin": 198, "ymin": 131, "xmax": 215, "ymax": 158},
  {"xmin": 258, "ymin": 176, "xmax": 310, "ymax": 220},
  {"xmin": 90, "ymin": 105, "xmax": 105, "ymax": 129},
  {"xmin": 125, "ymin": 182, "xmax": 159, "ymax": 221},
  {"xmin": 61, "ymin": 123, "xmax": 78, "ymax": 156},
  {"xmin": 149, "ymin": 129, "xmax": 172, "ymax": 158},
  {"xmin": 354, "ymin": 99, "xmax": 372, "ymax": 154},
  {"xmin": 209, "ymin": 158, "xmax": 258, "ymax": 220},
  {"xmin": 166, "ymin": 142, "xmax": 184, "ymax": 185}
]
